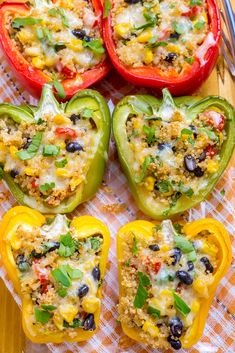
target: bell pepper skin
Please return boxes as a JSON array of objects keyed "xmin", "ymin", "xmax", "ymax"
[
  {"xmin": 112, "ymin": 90, "xmax": 235, "ymax": 219},
  {"xmin": 0, "ymin": 1, "xmax": 111, "ymax": 99},
  {"xmin": 0, "ymin": 206, "xmax": 110, "ymax": 343},
  {"xmin": 117, "ymin": 218, "xmax": 232, "ymax": 349},
  {"xmin": 102, "ymin": 0, "xmax": 220, "ymax": 96},
  {"xmin": 0, "ymin": 84, "xmax": 111, "ymax": 214}
]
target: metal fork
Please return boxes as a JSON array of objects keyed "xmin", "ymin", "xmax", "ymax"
[{"xmin": 220, "ymin": 0, "xmax": 235, "ymax": 79}]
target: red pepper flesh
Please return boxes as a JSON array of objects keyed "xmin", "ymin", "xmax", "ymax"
[
  {"xmin": 0, "ymin": 1, "xmax": 111, "ymax": 99},
  {"xmin": 55, "ymin": 127, "xmax": 77, "ymax": 138},
  {"xmin": 102, "ymin": 0, "xmax": 221, "ymax": 96}
]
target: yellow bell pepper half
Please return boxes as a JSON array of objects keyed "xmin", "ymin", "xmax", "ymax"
[
  {"xmin": 116, "ymin": 218, "xmax": 232, "ymax": 350},
  {"xmin": 0, "ymin": 206, "xmax": 110, "ymax": 343}
]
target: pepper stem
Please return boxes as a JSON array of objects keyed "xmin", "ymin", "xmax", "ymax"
[
  {"xmin": 34, "ymin": 84, "xmax": 63, "ymax": 123},
  {"xmin": 158, "ymin": 89, "xmax": 177, "ymax": 121}
]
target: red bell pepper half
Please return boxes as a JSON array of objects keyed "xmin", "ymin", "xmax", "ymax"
[
  {"xmin": 0, "ymin": 0, "xmax": 111, "ymax": 99},
  {"xmin": 102, "ymin": 0, "xmax": 221, "ymax": 96}
]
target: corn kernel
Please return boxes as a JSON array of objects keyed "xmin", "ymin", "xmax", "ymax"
[
  {"xmin": 24, "ymin": 167, "xmax": 37, "ymax": 176},
  {"xmin": 53, "ymin": 114, "xmax": 71, "ymax": 125},
  {"xmin": 144, "ymin": 49, "xmax": 153, "ymax": 65},
  {"xmin": 59, "ymin": 304, "xmax": 78, "ymax": 324},
  {"xmin": 17, "ymin": 29, "xmax": 35, "ymax": 43},
  {"xmin": 167, "ymin": 44, "xmax": 180, "ymax": 54},
  {"xmin": 144, "ymin": 176, "xmax": 155, "ymax": 191},
  {"xmin": 45, "ymin": 57, "xmax": 56, "ymax": 67},
  {"xmin": 142, "ymin": 321, "xmax": 159, "ymax": 338},
  {"xmin": 58, "ymin": 141, "xmax": 66, "ymax": 149},
  {"xmin": 114, "ymin": 23, "xmax": 130, "ymax": 38},
  {"xmin": 160, "ymin": 289, "xmax": 172, "ymax": 297},
  {"xmin": 82, "ymin": 296, "xmax": 100, "ymax": 314},
  {"xmin": 207, "ymin": 160, "xmax": 219, "ymax": 173},
  {"xmin": 0, "ymin": 142, "xmax": 7, "ymax": 152},
  {"xmin": 70, "ymin": 177, "xmax": 82, "ymax": 191},
  {"xmin": 53, "ymin": 312, "xmax": 64, "ymax": 330},
  {"xmin": 161, "ymin": 244, "xmax": 170, "ymax": 252},
  {"xmin": 191, "ymin": 299, "xmax": 200, "ymax": 313},
  {"xmin": 11, "ymin": 235, "xmax": 22, "ymax": 250},
  {"xmin": 137, "ymin": 29, "xmax": 153, "ymax": 43},
  {"xmin": 133, "ymin": 119, "xmax": 140, "ymax": 129},
  {"xmin": 32, "ymin": 57, "xmax": 45, "ymax": 70},
  {"xmin": 55, "ymin": 168, "xmax": 70, "ymax": 178},
  {"xmin": 25, "ymin": 46, "xmax": 42, "ymax": 57},
  {"xmin": 67, "ymin": 39, "xmax": 83, "ymax": 52},
  {"xmin": 193, "ymin": 279, "xmax": 209, "ymax": 298},
  {"xmin": 10, "ymin": 146, "xmax": 18, "ymax": 158}
]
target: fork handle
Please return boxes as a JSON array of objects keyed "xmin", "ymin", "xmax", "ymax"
[{"xmin": 223, "ymin": 0, "xmax": 235, "ymax": 60}]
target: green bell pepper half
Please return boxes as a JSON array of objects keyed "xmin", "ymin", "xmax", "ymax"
[
  {"xmin": 0, "ymin": 84, "xmax": 110, "ymax": 213},
  {"xmin": 113, "ymin": 89, "xmax": 235, "ymax": 219}
]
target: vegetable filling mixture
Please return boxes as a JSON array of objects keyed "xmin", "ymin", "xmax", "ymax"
[
  {"xmin": 12, "ymin": 215, "xmax": 103, "ymax": 336},
  {"xmin": 118, "ymin": 220, "xmax": 218, "ymax": 350},
  {"xmin": 126, "ymin": 90, "xmax": 226, "ymax": 215},
  {"xmin": 8, "ymin": 0, "xmax": 105, "ymax": 80},
  {"xmin": 112, "ymin": 0, "xmax": 209, "ymax": 71},
  {"xmin": 0, "ymin": 99, "xmax": 98, "ymax": 207}
]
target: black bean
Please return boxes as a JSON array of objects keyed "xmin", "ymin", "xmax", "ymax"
[
  {"xmin": 170, "ymin": 316, "xmax": 183, "ymax": 338},
  {"xmin": 10, "ymin": 169, "xmax": 19, "ymax": 178},
  {"xmin": 70, "ymin": 114, "xmax": 80, "ymax": 125},
  {"xmin": 22, "ymin": 138, "xmax": 32, "ymax": 149},
  {"xmin": 84, "ymin": 35, "xmax": 92, "ymax": 42},
  {"xmin": 54, "ymin": 43, "xmax": 66, "ymax": 52},
  {"xmin": 149, "ymin": 244, "xmax": 160, "ymax": 251},
  {"xmin": 158, "ymin": 142, "xmax": 171, "ymax": 150},
  {"xmin": 194, "ymin": 166, "xmax": 204, "ymax": 177},
  {"xmin": 77, "ymin": 284, "xmax": 89, "ymax": 298},
  {"xmin": 66, "ymin": 141, "xmax": 84, "ymax": 153},
  {"xmin": 154, "ymin": 181, "xmax": 159, "ymax": 191},
  {"xmin": 189, "ymin": 124, "xmax": 198, "ymax": 138},
  {"xmin": 72, "ymin": 29, "xmax": 86, "ymax": 39},
  {"xmin": 168, "ymin": 336, "xmax": 182, "ymax": 350},
  {"xmin": 171, "ymin": 247, "xmax": 182, "ymax": 265},
  {"xmin": 184, "ymin": 155, "xmax": 196, "ymax": 172},
  {"xmin": 170, "ymin": 32, "xmax": 180, "ymax": 40},
  {"xmin": 83, "ymin": 314, "xmax": 96, "ymax": 331},
  {"xmin": 187, "ymin": 261, "xmax": 194, "ymax": 271},
  {"xmin": 31, "ymin": 249, "xmax": 43, "ymax": 259},
  {"xmin": 92, "ymin": 267, "xmax": 101, "ymax": 281},
  {"xmin": 16, "ymin": 254, "xmax": 30, "ymax": 272},
  {"xmin": 124, "ymin": 0, "xmax": 141, "ymax": 3},
  {"xmin": 198, "ymin": 150, "xmax": 206, "ymax": 162},
  {"xmin": 165, "ymin": 52, "xmax": 177, "ymax": 63},
  {"xmin": 176, "ymin": 270, "xmax": 193, "ymax": 285},
  {"xmin": 200, "ymin": 257, "xmax": 214, "ymax": 274}
]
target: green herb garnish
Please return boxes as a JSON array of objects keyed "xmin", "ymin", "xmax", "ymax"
[
  {"xmin": 190, "ymin": 0, "xmax": 202, "ymax": 6},
  {"xmin": 34, "ymin": 308, "xmax": 51, "ymax": 324},
  {"xmin": 143, "ymin": 125, "xmax": 156, "ymax": 144},
  {"xmin": 55, "ymin": 158, "xmax": 68, "ymax": 168},
  {"xmin": 173, "ymin": 292, "xmax": 191, "ymax": 316},
  {"xmin": 39, "ymin": 182, "xmax": 55, "ymax": 193},
  {"xmin": 41, "ymin": 304, "xmax": 57, "ymax": 311},
  {"xmin": 132, "ymin": 234, "xmax": 138, "ymax": 256},
  {"xmin": 185, "ymin": 57, "xmax": 195, "ymax": 65},
  {"xmin": 83, "ymin": 39, "xmax": 105, "ymax": 54},
  {"xmin": 90, "ymin": 237, "xmax": 102, "ymax": 251},
  {"xmin": 12, "ymin": 17, "xmax": 42, "ymax": 30},
  {"xmin": 157, "ymin": 180, "xmax": 171, "ymax": 193},
  {"xmin": 58, "ymin": 232, "xmax": 76, "ymax": 257},
  {"xmin": 194, "ymin": 20, "xmax": 205, "ymax": 30},
  {"xmin": 43, "ymin": 145, "xmax": 60, "ymax": 157},
  {"xmin": 16, "ymin": 132, "xmax": 42, "ymax": 160},
  {"xmin": 174, "ymin": 234, "xmax": 194, "ymax": 253},
  {"xmin": 147, "ymin": 306, "xmax": 161, "ymax": 318},
  {"xmin": 134, "ymin": 272, "xmax": 150, "ymax": 308}
]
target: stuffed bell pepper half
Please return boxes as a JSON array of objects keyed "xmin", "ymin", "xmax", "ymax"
[
  {"xmin": 0, "ymin": 84, "xmax": 110, "ymax": 213},
  {"xmin": 0, "ymin": 0, "xmax": 111, "ymax": 98},
  {"xmin": 113, "ymin": 89, "xmax": 235, "ymax": 219},
  {"xmin": 103, "ymin": 0, "xmax": 221, "ymax": 95},
  {"xmin": 117, "ymin": 218, "xmax": 232, "ymax": 350},
  {"xmin": 0, "ymin": 206, "xmax": 110, "ymax": 343}
]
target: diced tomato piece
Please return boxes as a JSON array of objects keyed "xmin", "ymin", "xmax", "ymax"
[
  {"xmin": 206, "ymin": 145, "xmax": 218, "ymax": 157},
  {"xmin": 205, "ymin": 110, "xmax": 225, "ymax": 131},
  {"xmin": 183, "ymin": 6, "xmax": 201, "ymax": 18},
  {"xmin": 31, "ymin": 179, "xmax": 38, "ymax": 188},
  {"xmin": 55, "ymin": 127, "xmax": 77, "ymax": 138},
  {"xmin": 152, "ymin": 261, "xmax": 161, "ymax": 274},
  {"xmin": 33, "ymin": 263, "xmax": 50, "ymax": 293},
  {"xmin": 61, "ymin": 66, "xmax": 76, "ymax": 79}
]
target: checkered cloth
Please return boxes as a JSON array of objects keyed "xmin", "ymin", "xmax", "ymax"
[{"xmin": 0, "ymin": 49, "xmax": 234, "ymax": 353}]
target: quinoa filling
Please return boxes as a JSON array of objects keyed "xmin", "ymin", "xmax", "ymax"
[
  {"xmin": 8, "ymin": 0, "xmax": 105, "ymax": 80},
  {"xmin": 112, "ymin": 0, "xmax": 209, "ymax": 72},
  {"xmin": 0, "ymin": 108, "xmax": 98, "ymax": 207},
  {"xmin": 118, "ymin": 220, "xmax": 218, "ymax": 350},
  {"xmin": 12, "ymin": 214, "xmax": 103, "ymax": 337},
  {"xmin": 126, "ymin": 94, "xmax": 226, "ymax": 215}
]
